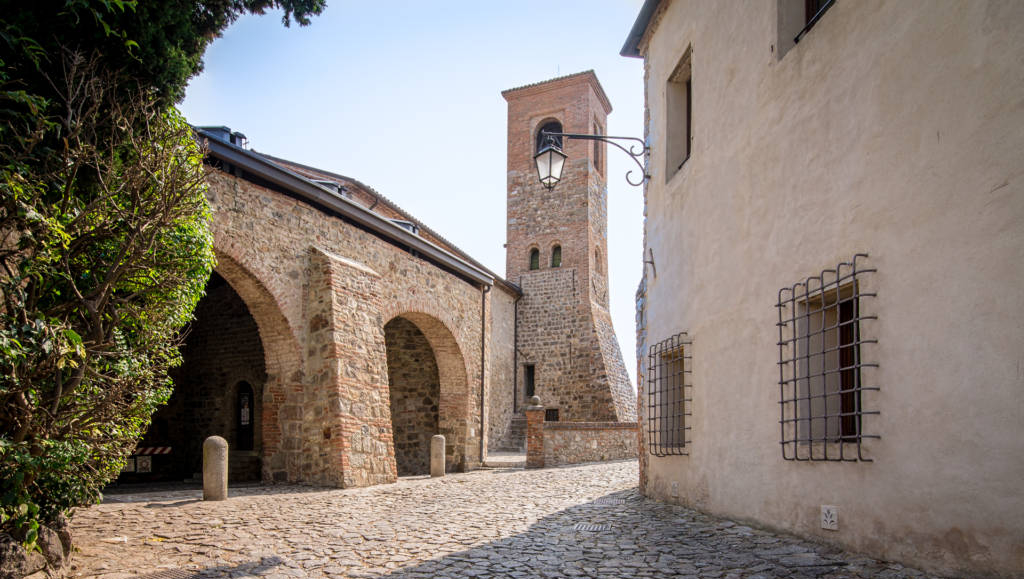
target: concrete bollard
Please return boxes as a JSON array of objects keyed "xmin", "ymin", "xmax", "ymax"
[
  {"xmin": 430, "ymin": 434, "xmax": 445, "ymax": 477},
  {"xmin": 203, "ymin": 435, "xmax": 228, "ymax": 501}
]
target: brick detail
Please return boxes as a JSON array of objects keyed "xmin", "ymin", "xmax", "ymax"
[{"xmin": 525, "ymin": 405, "xmax": 545, "ymax": 469}]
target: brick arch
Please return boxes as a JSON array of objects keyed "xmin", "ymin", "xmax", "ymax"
[
  {"xmin": 212, "ymin": 250, "xmax": 304, "ymax": 482},
  {"xmin": 381, "ymin": 304, "xmax": 474, "ymax": 471}
]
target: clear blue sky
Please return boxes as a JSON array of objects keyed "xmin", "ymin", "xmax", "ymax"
[{"xmin": 180, "ymin": 1, "xmax": 647, "ymax": 386}]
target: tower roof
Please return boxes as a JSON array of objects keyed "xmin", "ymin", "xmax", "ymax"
[{"xmin": 501, "ymin": 70, "xmax": 612, "ymax": 115}]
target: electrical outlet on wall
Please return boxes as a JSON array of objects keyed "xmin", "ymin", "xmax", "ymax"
[
  {"xmin": 670, "ymin": 481, "xmax": 679, "ymax": 498},
  {"xmin": 821, "ymin": 505, "xmax": 839, "ymax": 531}
]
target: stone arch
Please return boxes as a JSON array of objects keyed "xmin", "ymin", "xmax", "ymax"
[
  {"xmin": 381, "ymin": 304, "xmax": 473, "ymax": 473},
  {"xmin": 211, "ymin": 250, "xmax": 304, "ymax": 483}
]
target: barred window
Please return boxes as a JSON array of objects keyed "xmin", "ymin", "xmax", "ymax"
[
  {"xmin": 647, "ymin": 332, "xmax": 691, "ymax": 456},
  {"xmin": 777, "ymin": 254, "xmax": 879, "ymax": 461}
]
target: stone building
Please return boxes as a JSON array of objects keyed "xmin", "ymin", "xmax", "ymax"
[
  {"xmin": 623, "ymin": 1, "xmax": 1024, "ymax": 577},
  {"xmin": 125, "ymin": 72, "xmax": 635, "ymax": 487}
]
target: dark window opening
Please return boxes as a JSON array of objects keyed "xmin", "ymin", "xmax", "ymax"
[
  {"xmin": 777, "ymin": 254, "xmax": 879, "ymax": 461},
  {"xmin": 551, "ymin": 245, "xmax": 562, "ymax": 268},
  {"xmin": 593, "ymin": 122, "xmax": 604, "ymax": 176},
  {"xmin": 545, "ymin": 408, "xmax": 560, "ymax": 422},
  {"xmin": 529, "ymin": 249, "xmax": 540, "ymax": 270},
  {"xmin": 666, "ymin": 47, "xmax": 692, "ymax": 180},
  {"xmin": 647, "ymin": 332, "xmax": 691, "ymax": 456},
  {"xmin": 795, "ymin": 0, "xmax": 836, "ymax": 44},
  {"xmin": 524, "ymin": 364, "xmax": 536, "ymax": 399},
  {"xmin": 536, "ymin": 121, "xmax": 563, "ymax": 153}
]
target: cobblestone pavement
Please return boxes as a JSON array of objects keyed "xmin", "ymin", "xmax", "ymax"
[{"xmin": 70, "ymin": 460, "xmax": 943, "ymax": 579}]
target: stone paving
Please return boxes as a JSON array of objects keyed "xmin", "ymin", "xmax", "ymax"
[{"xmin": 70, "ymin": 460, "xmax": 944, "ymax": 579}]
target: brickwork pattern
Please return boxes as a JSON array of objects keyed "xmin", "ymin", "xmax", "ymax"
[
  {"xmin": 203, "ymin": 169, "xmax": 487, "ymax": 487},
  {"xmin": 502, "ymin": 72, "xmax": 637, "ymax": 427},
  {"xmin": 525, "ymin": 406, "xmax": 545, "ymax": 469},
  {"xmin": 542, "ymin": 422, "xmax": 639, "ymax": 467},
  {"xmin": 385, "ymin": 317, "xmax": 440, "ymax": 476}
]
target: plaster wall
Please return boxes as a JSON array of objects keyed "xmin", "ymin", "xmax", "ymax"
[{"xmin": 637, "ymin": 1, "xmax": 1024, "ymax": 576}]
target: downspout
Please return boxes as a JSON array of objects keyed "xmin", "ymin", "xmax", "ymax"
[
  {"xmin": 513, "ymin": 294, "xmax": 520, "ymax": 413},
  {"xmin": 479, "ymin": 284, "xmax": 490, "ymax": 467}
]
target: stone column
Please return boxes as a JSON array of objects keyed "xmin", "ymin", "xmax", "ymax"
[
  {"xmin": 430, "ymin": 435, "xmax": 445, "ymax": 477},
  {"xmin": 525, "ymin": 396, "xmax": 545, "ymax": 469},
  {"xmin": 203, "ymin": 436, "xmax": 228, "ymax": 501}
]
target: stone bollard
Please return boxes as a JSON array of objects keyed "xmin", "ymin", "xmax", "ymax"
[
  {"xmin": 203, "ymin": 435, "xmax": 228, "ymax": 501},
  {"xmin": 430, "ymin": 434, "xmax": 445, "ymax": 477},
  {"xmin": 525, "ymin": 396, "xmax": 545, "ymax": 469}
]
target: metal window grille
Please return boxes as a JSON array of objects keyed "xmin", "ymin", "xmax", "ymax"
[
  {"xmin": 647, "ymin": 332, "xmax": 692, "ymax": 456},
  {"xmin": 776, "ymin": 253, "xmax": 879, "ymax": 461}
]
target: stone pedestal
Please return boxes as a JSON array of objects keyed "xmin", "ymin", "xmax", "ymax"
[
  {"xmin": 203, "ymin": 436, "xmax": 228, "ymax": 501},
  {"xmin": 430, "ymin": 435, "xmax": 446, "ymax": 477},
  {"xmin": 525, "ymin": 396, "xmax": 545, "ymax": 469}
]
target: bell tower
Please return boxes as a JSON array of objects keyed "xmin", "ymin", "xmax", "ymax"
[{"xmin": 502, "ymin": 71, "xmax": 636, "ymax": 422}]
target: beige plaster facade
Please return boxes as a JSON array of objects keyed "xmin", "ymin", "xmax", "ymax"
[{"xmin": 626, "ymin": 1, "xmax": 1024, "ymax": 576}]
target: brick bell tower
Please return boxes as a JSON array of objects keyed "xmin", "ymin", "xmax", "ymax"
[{"xmin": 502, "ymin": 71, "xmax": 636, "ymax": 422}]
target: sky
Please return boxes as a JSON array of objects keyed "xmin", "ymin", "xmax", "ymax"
[{"xmin": 179, "ymin": 0, "xmax": 647, "ymax": 386}]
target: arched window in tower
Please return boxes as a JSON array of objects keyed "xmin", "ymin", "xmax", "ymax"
[
  {"xmin": 551, "ymin": 245, "xmax": 562, "ymax": 268},
  {"xmin": 529, "ymin": 248, "xmax": 540, "ymax": 270},
  {"xmin": 536, "ymin": 121, "xmax": 563, "ymax": 153},
  {"xmin": 595, "ymin": 247, "xmax": 602, "ymax": 274}
]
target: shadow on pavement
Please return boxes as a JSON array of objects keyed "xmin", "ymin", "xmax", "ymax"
[{"xmin": 362, "ymin": 487, "xmax": 918, "ymax": 579}]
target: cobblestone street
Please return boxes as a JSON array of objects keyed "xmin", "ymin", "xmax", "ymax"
[{"xmin": 71, "ymin": 460, "xmax": 941, "ymax": 579}]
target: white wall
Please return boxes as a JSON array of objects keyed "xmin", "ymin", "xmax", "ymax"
[{"xmin": 638, "ymin": 1, "xmax": 1024, "ymax": 576}]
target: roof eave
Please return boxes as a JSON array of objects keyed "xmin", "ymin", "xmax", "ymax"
[
  {"xmin": 621, "ymin": 0, "xmax": 663, "ymax": 58},
  {"xmin": 198, "ymin": 130, "xmax": 495, "ymax": 288}
]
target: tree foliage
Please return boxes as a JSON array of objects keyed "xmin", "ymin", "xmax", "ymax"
[{"xmin": 0, "ymin": 0, "xmax": 324, "ymax": 550}]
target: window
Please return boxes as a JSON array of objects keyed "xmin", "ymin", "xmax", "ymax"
[
  {"xmin": 777, "ymin": 254, "xmax": 879, "ymax": 461},
  {"xmin": 666, "ymin": 46, "xmax": 692, "ymax": 181},
  {"xmin": 776, "ymin": 0, "xmax": 836, "ymax": 58},
  {"xmin": 536, "ymin": 121, "xmax": 563, "ymax": 153},
  {"xmin": 524, "ymin": 364, "xmax": 536, "ymax": 398},
  {"xmin": 528, "ymin": 248, "xmax": 540, "ymax": 270},
  {"xmin": 551, "ymin": 245, "xmax": 562, "ymax": 268},
  {"xmin": 593, "ymin": 121, "xmax": 604, "ymax": 176},
  {"xmin": 647, "ymin": 332, "xmax": 691, "ymax": 456}
]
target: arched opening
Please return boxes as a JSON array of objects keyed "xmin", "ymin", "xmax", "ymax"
[
  {"xmin": 384, "ymin": 312, "xmax": 469, "ymax": 475},
  {"xmin": 536, "ymin": 120, "xmax": 563, "ymax": 152},
  {"xmin": 551, "ymin": 245, "xmax": 562, "ymax": 268},
  {"xmin": 123, "ymin": 271, "xmax": 266, "ymax": 483},
  {"xmin": 385, "ymin": 317, "xmax": 440, "ymax": 476},
  {"xmin": 529, "ymin": 248, "xmax": 540, "ymax": 270}
]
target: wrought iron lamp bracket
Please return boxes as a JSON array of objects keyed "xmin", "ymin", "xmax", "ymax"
[{"xmin": 541, "ymin": 131, "xmax": 650, "ymax": 187}]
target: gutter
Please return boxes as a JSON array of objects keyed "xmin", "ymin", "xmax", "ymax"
[
  {"xmin": 621, "ymin": 0, "xmax": 662, "ymax": 58},
  {"xmin": 200, "ymin": 130, "xmax": 495, "ymax": 288}
]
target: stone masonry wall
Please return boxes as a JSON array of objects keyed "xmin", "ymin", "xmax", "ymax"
[
  {"xmin": 541, "ymin": 422, "xmax": 638, "ymax": 467},
  {"xmin": 516, "ymin": 269, "xmax": 617, "ymax": 421},
  {"xmin": 385, "ymin": 317, "xmax": 440, "ymax": 476},
  {"xmin": 205, "ymin": 168, "xmax": 489, "ymax": 487}
]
